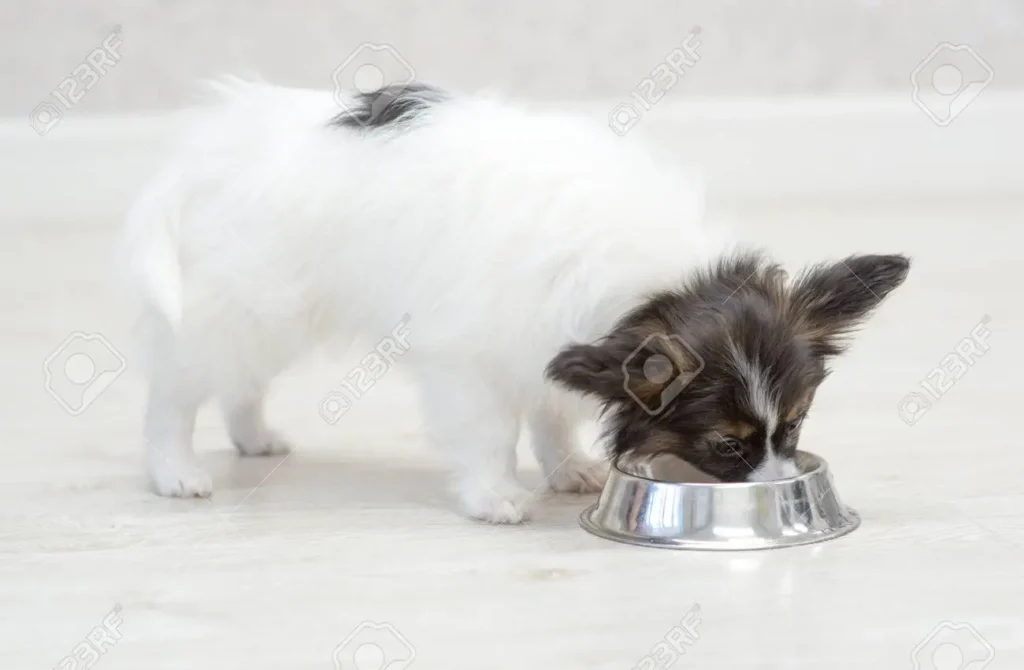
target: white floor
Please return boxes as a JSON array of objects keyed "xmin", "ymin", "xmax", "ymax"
[{"xmin": 2, "ymin": 196, "xmax": 1022, "ymax": 669}]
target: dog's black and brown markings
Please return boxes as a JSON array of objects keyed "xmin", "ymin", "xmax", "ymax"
[
  {"xmin": 546, "ymin": 251, "xmax": 910, "ymax": 482},
  {"xmin": 329, "ymin": 83, "xmax": 449, "ymax": 130}
]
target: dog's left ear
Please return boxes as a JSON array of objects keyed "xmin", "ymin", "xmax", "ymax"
[
  {"xmin": 790, "ymin": 253, "xmax": 911, "ymax": 356},
  {"xmin": 546, "ymin": 327, "xmax": 701, "ymax": 406},
  {"xmin": 545, "ymin": 342, "xmax": 628, "ymax": 401}
]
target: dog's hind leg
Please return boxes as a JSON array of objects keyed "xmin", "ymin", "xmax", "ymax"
[{"xmin": 221, "ymin": 382, "xmax": 293, "ymax": 457}]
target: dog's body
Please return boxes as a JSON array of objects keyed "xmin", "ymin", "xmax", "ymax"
[
  {"xmin": 121, "ymin": 80, "xmax": 909, "ymax": 523},
  {"xmin": 120, "ymin": 80, "xmax": 722, "ymax": 521}
]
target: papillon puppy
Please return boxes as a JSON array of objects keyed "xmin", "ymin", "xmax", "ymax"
[{"xmin": 119, "ymin": 80, "xmax": 909, "ymax": 523}]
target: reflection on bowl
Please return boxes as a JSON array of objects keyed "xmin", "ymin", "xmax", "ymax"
[{"xmin": 579, "ymin": 451, "xmax": 860, "ymax": 550}]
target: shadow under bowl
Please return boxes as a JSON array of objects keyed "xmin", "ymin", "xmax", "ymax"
[{"xmin": 579, "ymin": 451, "xmax": 860, "ymax": 551}]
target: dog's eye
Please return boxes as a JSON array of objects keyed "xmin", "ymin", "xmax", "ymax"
[
  {"xmin": 785, "ymin": 414, "xmax": 806, "ymax": 431},
  {"xmin": 714, "ymin": 437, "xmax": 749, "ymax": 459}
]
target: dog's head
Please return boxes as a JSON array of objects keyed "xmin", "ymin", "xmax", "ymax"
[{"xmin": 547, "ymin": 251, "xmax": 910, "ymax": 482}]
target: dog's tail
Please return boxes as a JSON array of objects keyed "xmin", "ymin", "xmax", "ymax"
[{"xmin": 118, "ymin": 170, "xmax": 185, "ymax": 331}]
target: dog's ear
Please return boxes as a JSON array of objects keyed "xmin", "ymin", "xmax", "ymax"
[
  {"xmin": 546, "ymin": 342, "xmax": 626, "ymax": 401},
  {"xmin": 789, "ymin": 254, "xmax": 910, "ymax": 357},
  {"xmin": 546, "ymin": 328, "xmax": 702, "ymax": 407}
]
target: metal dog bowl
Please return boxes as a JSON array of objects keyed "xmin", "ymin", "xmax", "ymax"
[{"xmin": 579, "ymin": 451, "xmax": 860, "ymax": 550}]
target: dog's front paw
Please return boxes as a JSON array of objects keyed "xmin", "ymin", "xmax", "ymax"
[
  {"xmin": 547, "ymin": 454, "xmax": 608, "ymax": 493},
  {"xmin": 148, "ymin": 462, "xmax": 213, "ymax": 498},
  {"xmin": 458, "ymin": 479, "xmax": 534, "ymax": 524}
]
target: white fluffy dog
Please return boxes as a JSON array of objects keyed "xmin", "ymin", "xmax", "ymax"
[
  {"xmin": 122, "ymin": 79, "xmax": 908, "ymax": 524},
  {"xmin": 119, "ymin": 79, "xmax": 721, "ymax": 522}
]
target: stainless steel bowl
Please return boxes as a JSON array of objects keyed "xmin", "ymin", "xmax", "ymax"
[{"xmin": 579, "ymin": 451, "xmax": 860, "ymax": 550}]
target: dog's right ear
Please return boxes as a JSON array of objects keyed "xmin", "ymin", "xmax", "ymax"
[
  {"xmin": 789, "ymin": 253, "xmax": 911, "ymax": 357},
  {"xmin": 546, "ymin": 342, "xmax": 626, "ymax": 401}
]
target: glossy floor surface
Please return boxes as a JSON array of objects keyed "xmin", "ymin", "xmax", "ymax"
[{"xmin": 2, "ymin": 197, "xmax": 1022, "ymax": 669}]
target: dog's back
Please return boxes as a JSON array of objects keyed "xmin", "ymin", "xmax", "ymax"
[{"xmin": 122, "ymin": 80, "xmax": 717, "ymax": 386}]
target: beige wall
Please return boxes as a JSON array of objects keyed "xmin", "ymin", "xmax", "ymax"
[{"xmin": 4, "ymin": 0, "xmax": 1023, "ymax": 116}]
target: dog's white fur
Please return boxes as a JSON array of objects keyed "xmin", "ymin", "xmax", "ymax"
[{"xmin": 119, "ymin": 79, "xmax": 730, "ymax": 523}]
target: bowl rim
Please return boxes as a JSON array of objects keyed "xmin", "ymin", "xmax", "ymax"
[{"xmin": 610, "ymin": 449, "xmax": 828, "ymax": 488}]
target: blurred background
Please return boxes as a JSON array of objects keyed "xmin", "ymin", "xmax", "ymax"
[
  {"xmin": 3, "ymin": 0, "xmax": 1024, "ymax": 112},
  {"xmin": 3, "ymin": 4, "xmax": 1023, "ymax": 669},
  {"xmin": 5, "ymin": 0, "xmax": 1023, "ymax": 217}
]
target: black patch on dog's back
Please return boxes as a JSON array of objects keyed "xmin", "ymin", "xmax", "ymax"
[{"xmin": 329, "ymin": 83, "xmax": 448, "ymax": 130}]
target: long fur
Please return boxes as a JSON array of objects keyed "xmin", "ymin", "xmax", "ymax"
[
  {"xmin": 120, "ymin": 79, "xmax": 909, "ymax": 522},
  {"xmin": 119, "ymin": 80, "xmax": 729, "ymax": 522}
]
